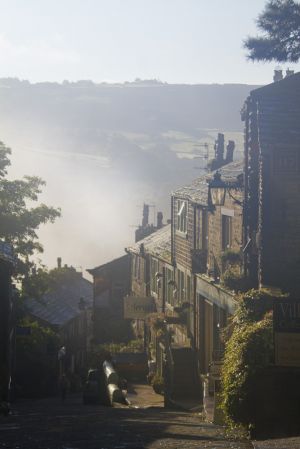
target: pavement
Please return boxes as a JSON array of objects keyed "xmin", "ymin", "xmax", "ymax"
[
  {"xmin": 0, "ymin": 383, "xmax": 252, "ymax": 449},
  {"xmin": 1, "ymin": 383, "xmax": 300, "ymax": 449}
]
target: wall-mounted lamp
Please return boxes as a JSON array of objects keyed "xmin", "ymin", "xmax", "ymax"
[
  {"xmin": 209, "ymin": 171, "xmax": 227, "ymax": 206},
  {"xmin": 209, "ymin": 171, "xmax": 243, "ymax": 207}
]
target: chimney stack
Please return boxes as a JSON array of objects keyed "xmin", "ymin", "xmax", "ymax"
[
  {"xmin": 142, "ymin": 203, "xmax": 149, "ymax": 227},
  {"xmin": 285, "ymin": 69, "xmax": 294, "ymax": 78},
  {"xmin": 225, "ymin": 140, "xmax": 235, "ymax": 163},
  {"xmin": 157, "ymin": 212, "xmax": 163, "ymax": 229},
  {"xmin": 57, "ymin": 257, "xmax": 62, "ymax": 269},
  {"xmin": 273, "ymin": 69, "xmax": 283, "ymax": 82},
  {"xmin": 214, "ymin": 133, "xmax": 225, "ymax": 163}
]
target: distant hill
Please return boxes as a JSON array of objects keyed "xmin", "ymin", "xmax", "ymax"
[
  {"xmin": 0, "ymin": 79, "xmax": 259, "ymax": 143},
  {"xmin": 0, "ymin": 78, "xmax": 260, "ymax": 180}
]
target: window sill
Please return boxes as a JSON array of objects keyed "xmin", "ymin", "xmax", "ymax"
[{"xmin": 175, "ymin": 230, "xmax": 188, "ymax": 239}]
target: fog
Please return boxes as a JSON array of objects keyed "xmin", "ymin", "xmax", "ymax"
[
  {"xmin": 8, "ymin": 143, "xmax": 172, "ymax": 274},
  {"xmin": 0, "ymin": 80, "xmax": 249, "ymax": 275}
]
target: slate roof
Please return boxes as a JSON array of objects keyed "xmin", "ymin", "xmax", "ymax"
[
  {"xmin": 87, "ymin": 254, "xmax": 128, "ymax": 276},
  {"xmin": 126, "ymin": 224, "xmax": 171, "ymax": 263},
  {"xmin": 26, "ymin": 273, "xmax": 93, "ymax": 327},
  {"xmin": 173, "ymin": 159, "xmax": 244, "ymax": 205},
  {"xmin": 247, "ymin": 72, "xmax": 300, "ymax": 147},
  {"xmin": 251, "ymin": 71, "xmax": 300, "ymax": 99}
]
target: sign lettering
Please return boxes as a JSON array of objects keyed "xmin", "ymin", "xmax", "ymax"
[{"xmin": 124, "ymin": 296, "xmax": 156, "ymax": 319}]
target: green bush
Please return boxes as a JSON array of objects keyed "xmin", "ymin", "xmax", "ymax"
[
  {"xmin": 221, "ymin": 287, "xmax": 300, "ymax": 437},
  {"xmin": 221, "ymin": 249, "xmax": 242, "ymax": 266},
  {"xmin": 221, "ymin": 268, "xmax": 251, "ymax": 292},
  {"xmin": 151, "ymin": 373, "xmax": 164, "ymax": 395},
  {"xmin": 88, "ymin": 339, "xmax": 144, "ymax": 368},
  {"xmin": 15, "ymin": 319, "xmax": 60, "ymax": 398},
  {"xmin": 220, "ymin": 289, "xmax": 290, "ymax": 432},
  {"xmin": 221, "ymin": 315, "xmax": 273, "ymax": 428}
]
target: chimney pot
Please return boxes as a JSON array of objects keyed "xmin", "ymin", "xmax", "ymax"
[
  {"xmin": 273, "ymin": 69, "xmax": 283, "ymax": 82},
  {"xmin": 285, "ymin": 69, "xmax": 294, "ymax": 78},
  {"xmin": 157, "ymin": 212, "xmax": 163, "ymax": 229}
]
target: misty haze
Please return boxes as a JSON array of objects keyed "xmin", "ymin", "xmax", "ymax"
[
  {"xmin": 2, "ymin": 1, "xmax": 300, "ymax": 447},
  {"xmin": 0, "ymin": 78, "xmax": 255, "ymax": 271}
]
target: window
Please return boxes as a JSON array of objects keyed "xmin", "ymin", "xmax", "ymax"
[
  {"xmin": 166, "ymin": 267, "xmax": 174, "ymax": 306},
  {"xmin": 177, "ymin": 269, "xmax": 185, "ymax": 304},
  {"xmin": 176, "ymin": 199, "xmax": 187, "ymax": 233},
  {"xmin": 186, "ymin": 275, "xmax": 191, "ymax": 301},
  {"xmin": 133, "ymin": 255, "xmax": 141, "ymax": 279},
  {"xmin": 150, "ymin": 258, "xmax": 159, "ymax": 294},
  {"xmin": 195, "ymin": 208, "xmax": 208, "ymax": 250},
  {"xmin": 222, "ymin": 215, "xmax": 232, "ymax": 250}
]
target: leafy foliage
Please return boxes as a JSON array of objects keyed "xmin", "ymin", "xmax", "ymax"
[
  {"xmin": 221, "ymin": 289, "xmax": 284, "ymax": 429},
  {"xmin": 221, "ymin": 316, "xmax": 273, "ymax": 428},
  {"xmin": 15, "ymin": 319, "xmax": 60, "ymax": 397},
  {"xmin": 151, "ymin": 373, "xmax": 164, "ymax": 395},
  {"xmin": 221, "ymin": 269, "xmax": 252, "ymax": 292},
  {"xmin": 244, "ymin": 0, "xmax": 300, "ymax": 62},
  {"xmin": 221, "ymin": 249, "xmax": 242, "ymax": 266},
  {"xmin": 22, "ymin": 266, "xmax": 82, "ymax": 300},
  {"xmin": 87, "ymin": 339, "xmax": 144, "ymax": 368},
  {"xmin": 0, "ymin": 142, "xmax": 61, "ymax": 277}
]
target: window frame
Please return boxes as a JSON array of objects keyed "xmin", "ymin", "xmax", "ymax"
[
  {"xmin": 222, "ymin": 215, "xmax": 232, "ymax": 251},
  {"xmin": 176, "ymin": 199, "xmax": 187, "ymax": 234}
]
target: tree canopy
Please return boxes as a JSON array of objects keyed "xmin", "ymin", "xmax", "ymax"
[
  {"xmin": 0, "ymin": 141, "xmax": 61, "ymax": 276},
  {"xmin": 22, "ymin": 265, "xmax": 82, "ymax": 300},
  {"xmin": 244, "ymin": 0, "xmax": 300, "ymax": 62}
]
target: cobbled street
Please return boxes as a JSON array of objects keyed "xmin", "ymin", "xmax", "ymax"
[{"xmin": 0, "ymin": 384, "xmax": 252, "ymax": 449}]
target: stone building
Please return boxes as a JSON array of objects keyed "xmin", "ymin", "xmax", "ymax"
[
  {"xmin": 125, "ymin": 159, "xmax": 244, "ymax": 405},
  {"xmin": 172, "ymin": 160, "xmax": 244, "ymax": 390},
  {"xmin": 243, "ymin": 72, "xmax": 300, "ymax": 295},
  {"xmin": 87, "ymin": 255, "xmax": 131, "ymax": 343},
  {"xmin": 26, "ymin": 264, "xmax": 93, "ymax": 380}
]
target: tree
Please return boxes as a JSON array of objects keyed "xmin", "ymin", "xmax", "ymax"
[
  {"xmin": 0, "ymin": 141, "xmax": 61, "ymax": 277},
  {"xmin": 15, "ymin": 318, "xmax": 60, "ymax": 397},
  {"xmin": 22, "ymin": 265, "xmax": 82, "ymax": 300},
  {"xmin": 244, "ymin": 0, "xmax": 300, "ymax": 62}
]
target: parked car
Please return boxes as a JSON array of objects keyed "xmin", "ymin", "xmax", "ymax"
[{"xmin": 83, "ymin": 368, "xmax": 110, "ymax": 405}]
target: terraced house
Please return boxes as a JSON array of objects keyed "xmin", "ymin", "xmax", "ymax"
[
  {"xmin": 126, "ymin": 158, "xmax": 244, "ymax": 409},
  {"xmin": 243, "ymin": 72, "xmax": 300, "ymax": 295},
  {"xmin": 172, "ymin": 160, "xmax": 244, "ymax": 388}
]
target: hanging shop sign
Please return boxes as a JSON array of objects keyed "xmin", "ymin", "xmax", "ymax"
[{"xmin": 124, "ymin": 296, "xmax": 156, "ymax": 319}]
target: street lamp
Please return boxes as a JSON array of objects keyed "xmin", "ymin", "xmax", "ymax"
[{"xmin": 209, "ymin": 172, "xmax": 227, "ymax": 206}]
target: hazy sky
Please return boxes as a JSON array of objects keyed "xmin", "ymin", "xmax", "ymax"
[{"xmin": 1, "ymin": 0, "xmax": 299, "ymax": 85}]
